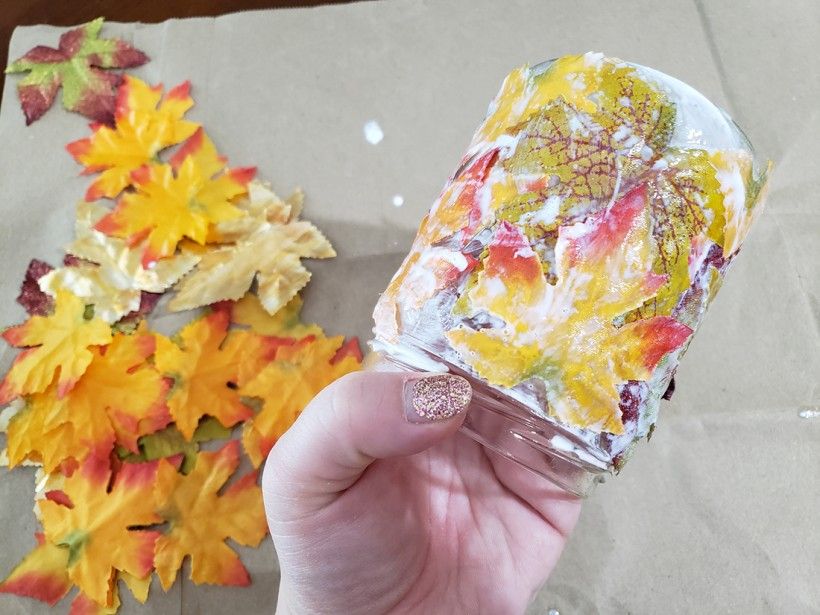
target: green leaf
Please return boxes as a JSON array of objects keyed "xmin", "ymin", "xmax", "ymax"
[
  {"xmin": 121, "ymin": 417, "xmax": 232, "ymax": 474},
  {"xmin": 5, "ymin": 17, "xmax": 148, "ymax": 125}
]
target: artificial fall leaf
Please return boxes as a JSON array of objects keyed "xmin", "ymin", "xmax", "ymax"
[
  {"xmin": 169, "ymin": 180, "xmax": 335, "ymax": 315},
  {"xmin": 475, "ymin": 53, "xmax": 675, "ymax": 156},
  {"xmin": 118, "ymin": 571, "xmax": 150, "ymax": 604},
  {"xmin": 153, "ymin": 306, "xmax": 255, "ymax": 440},
  {"xmin": 69, "ymin": 571, "xmax": 151, "ymax": 615},
  {"xmin": 38, "ymin": 456, "xmax": 163, "ymax": 607},
  {"xmin": 500, "ymin": 64, "xmax": 675, "ymax": 229},
  {"xmin": 371, "ymin": 247, "xmax": 479, "ymax": 341},
  {"xmin": 4, "ymin": 18, "xmax": 148, "ymax": 125},
  {"xmin": 207, "ymin": 179, "xmax": 304, "ymax": 243},
  {"xmin": 4, "ymin": 391, "xmax": 76, "ymax": 472},
  {"xmin": 5, "ymin": 324, "xmax": 170, "ymax": 470},
  {"xmin": 40, "ymin": 201, "xmax": 199, "ymax": 322},
  {"xmin": 95, "ymin": 128, "xmax": 255, "ymax": 267},
  {"xmin": 232, "ymin": 291, "xmax": 323, "ymax": 338},
  {"xmin": 463, "ymin": 55, "xmax": 678, "ymax": 243},
  {"xmin": 628, "ymin": 149, "xmax": 724, "ymax": 319},
  {"xmin": 113, "ymin": 291, "xmax": 162, "ymax": 333},
  {"xmin": 0, "ymin": 290, "xmax": 112, "ymax": 404},
  {"xmin": 118, "ymin": 416, "xmax": 232, "ymax": 474},
  {"xmin": 423, "ymin": 149, "xmax": 499, "ymax": 246},
  {"xmin": 0, "ymin": 398, "xmax": 24, "ymax": 432},
  {"xmin": 371, "ymin": 250, "xmax": 420, "ymax": 343},
  {"xmin": 241, "ymin": 335, "xmax": 362, "ymax": 467},
  {"xmin": 153, "ymin": 441, "xmax": 267, "ymax": 589},
  {"xmin": 0, "ymin": 533, "xmax": 71, "ymax": 606},
  {"xmin": 16, "ymin": 258, "xmax": 55, "ymax": 316},
  {"xmin": 447, "ymin": 186, "xmax": 692, "ymax": 434},
  {"xmin": 66, "ymin": 76, "xmax": 199, "ymax": 201},
  {"xmin": 74, "ymin": 324, "xmax": 169, "ymax": 453},
  {"xmin": 710, "ymin": 150, "xmax": 771, "ymax": 258},
  {"xmin": 70, "ymin": 589, "xmax": 116, "ymax": 615}
]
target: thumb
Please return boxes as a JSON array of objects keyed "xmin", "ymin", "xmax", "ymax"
[{"xmin": 262, "ymin": 370, "xmax": 471, "ymax": 517}]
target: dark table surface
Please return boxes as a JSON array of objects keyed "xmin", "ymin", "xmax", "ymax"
[{"xmin": 0, "ymin": 1, "xmax": 355, "ymax": 95}]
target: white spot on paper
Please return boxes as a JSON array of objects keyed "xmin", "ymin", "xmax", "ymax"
[
  {"xmin": 392, "ymin": 194, "xmax": 404, "ymax": 207},
  {"xmin": 363, "ymin": 120, "xmax": 384, "ymax": 145}
]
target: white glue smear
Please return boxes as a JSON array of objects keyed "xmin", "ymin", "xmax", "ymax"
[
  {"xmin": 798, "ymin": 406, "xmax": 820, "ymax": 419},
  {"xmin": 363, "ymin": 120, "xmax": 384, "ymax": 144},
  {"xmin": 392, "ymin": 194, "xmax": 404, "ymax": 207}
]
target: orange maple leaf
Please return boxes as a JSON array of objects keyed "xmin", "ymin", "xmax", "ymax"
[
  {"xmin": 240, "ymin": 335, "xmax": 362, "ymax": 467},
  {"xmin": 153, "ymin": 441, "xmax": 267, "ymax": 589},
  {"xmin": 0, "ymin": 290, "xmax": 112, "ymax": 404},
  {"xmin": 66, "ymin": 75, "xmax": 199, "ymax": 201},
  {"xmin": 95, "ymin": 128, "xmax": 255, "ymax": 267},
  {"xmin": 38, "ymin": 457, "xmax": 163, "ymax": 608},
  {"xmin": 153, "ymin": 305, "xmax": 256, "ymax": 440},
  {"xmin": 5, "ymin": 324, "xmax": 170, "ymax": 471},
  {"xmin": 447, "ymin": 186, "xmax": 692, "ymax": 434}
]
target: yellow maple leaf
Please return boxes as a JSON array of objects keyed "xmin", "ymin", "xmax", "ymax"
[
  {"xmin": 0, "ymin": 290, "xmax": 112, "ymax": 403},
  {"xmin": 232, "ymin": 291, "xmax": 323, "ymax": 338},
  {"xmin": 169, "ymin": 180, "xmax": 335, "ymax": 315},
  {"xmin": 66, "ymin": 76, "xmax": 199, "ymax": 201},
  {"xmin": 240, "ymin": 335, "xmax": 362, "ymax": 467},
  {"xmin": 5, "ymin": 324, "xmax": 170, "ymax": 471},
  {"xmin": 39, "ymin": 201, "xmax": 199, "ymax": 322},
  {"xmin": 95, "ymin": 128, "xmax": 255, "ymax": 267},
  {"xmin": 447, "ymin": 186, "xmax": 692, "ymax": 434},
  {"xmin": 38, "ymin": 456, "xmax": 163, "ymax": 607},
  {"xmin": 153, "ymin": 441, "xmax": 267, "ymax": 589},
  {"xmin": 153, "ymin": 306, "xmax": 255, "ymax": 440}
]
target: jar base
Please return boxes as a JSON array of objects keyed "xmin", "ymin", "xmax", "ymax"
[
  {"xmin": 461, "ymin": 389, "xmax": 609, "ymax": 497},
  {"xmin": 371, "ymin": 343, "xmax": 611, "ymax": 498}
]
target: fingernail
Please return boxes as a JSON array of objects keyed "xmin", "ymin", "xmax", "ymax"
[{"xmin": 404, "ymin": 374, "xmax": 472, "ymax": 423}]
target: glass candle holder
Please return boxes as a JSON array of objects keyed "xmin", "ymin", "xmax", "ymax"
[{"xmin": 371, "ymin": 53, "xmax": 770, "ymax": 496}]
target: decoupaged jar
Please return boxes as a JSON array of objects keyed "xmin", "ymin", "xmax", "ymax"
[{"xmin": 372, "ymin": 53, "xmax": 770, "ymax": 496}]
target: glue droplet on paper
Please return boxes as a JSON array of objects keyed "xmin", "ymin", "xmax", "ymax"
[
  {"xmin": 798, "ymin": 406, "xmax": 820, "ymax": 419},
  {"xmin": 392, "ymin": 194, "xmax": 404, "ymax": 207},
  {"xmin": 547, "ymin": 609, "xmax": 561, "ymax": 615},
  {"xmin": 363, "ymin": 120, "xmax": 384, "ymax": 145}
]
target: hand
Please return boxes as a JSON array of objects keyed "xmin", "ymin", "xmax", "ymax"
[{"xmin": 263, "ymin": 368, "xmax": 581, "ymax": 614}]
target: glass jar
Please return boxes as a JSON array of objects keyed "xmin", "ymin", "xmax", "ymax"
[{"xmin": 371, "ymin": 53, "xmax": 769, "ymax": 496}]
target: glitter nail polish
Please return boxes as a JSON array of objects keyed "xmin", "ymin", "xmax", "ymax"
[{"xmin": 405, "ymin": 374, "xmax": 472, "ymax": 423}]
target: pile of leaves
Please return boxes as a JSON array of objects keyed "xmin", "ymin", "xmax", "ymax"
[{"xmin": 0, "ymin": 19, "xmax": 362, "ymax": 614}]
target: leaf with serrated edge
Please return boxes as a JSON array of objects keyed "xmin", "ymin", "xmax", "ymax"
[
  {"xmin": 153, "ymin": 441, "xmax": 267, "ymax": 589},
  {"xmin": 5, "ymin": 18, "xmax": 148, "ymax": 125},
  {"xmin": 170, "ymin": 180, "xmax": 334, "ymax": 315},
  {"xmin": 66, "ymin": 75, "xmax": 199, "ymax": 201},
  {"xmin": 0, "ymin": 290, "xmax": 112, "ymax": 403},
  {"xmin": 39, "ymin": 201, "xmax": 198, "ymax": 323}
]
